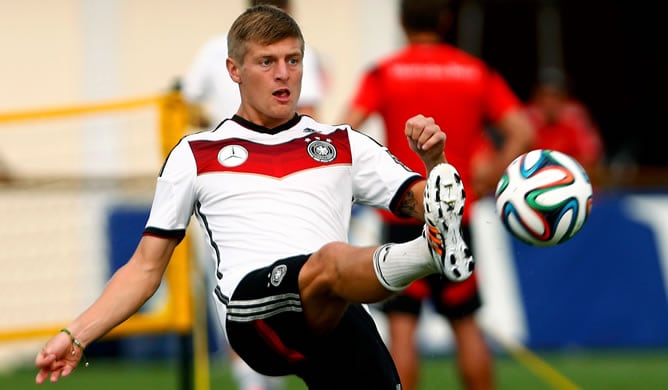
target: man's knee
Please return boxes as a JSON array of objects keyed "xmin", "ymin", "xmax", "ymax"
[
  {"xmin": 298, "ymin": 242, "xmax": 349, "ymax": 332},
  {"xmin": 300, "ymin": 242, "xmax": 347, "ymax": 293}
]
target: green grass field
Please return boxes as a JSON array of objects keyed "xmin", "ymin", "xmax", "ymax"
[{"xmin": 2, "ymin": 349, "xmax": 666, "ymax": 390}]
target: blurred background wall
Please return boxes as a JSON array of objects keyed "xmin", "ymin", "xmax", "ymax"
[
  {"xmin": 0, "ymin": 0, "xmax": 401, "ymax": 130},
  {"xmin": 2, "ymin": 0, "xmax": 666, "ymax": 167}
]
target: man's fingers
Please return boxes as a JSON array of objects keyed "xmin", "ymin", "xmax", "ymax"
[
  {"xmin": 35, "ymin": 369, "xmax": 49, "ymax": 384},
  {"xmin": 61, "ymin": 365, "xmax": 73, "ymax": 377},
  {"xmin": 35, "ymin": 352, "xmax": 54, "ymax": 378},
  {"xmin": 35, "ymin": 354, "xmax": 70, "ymax": 385},
  {"xmin": 50, "ymin": 369, "xmax": 61, "ymax": 383},
  {"xmin": 405, "ymin": 115, "xmax": 443, "ymax": 150}
]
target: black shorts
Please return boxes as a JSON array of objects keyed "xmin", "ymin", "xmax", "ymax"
[
  {"xmin": 225, "ymin": 254, "xmax": 400, "ymax": 389},
  {"xmin": 379, "ymin": 223, "xmax": 482, "ymax": 320}
]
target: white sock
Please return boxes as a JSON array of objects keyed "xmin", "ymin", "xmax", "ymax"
[{"xmin": 372, "ymin": 235, "xmax": 438, "ymax": 291}]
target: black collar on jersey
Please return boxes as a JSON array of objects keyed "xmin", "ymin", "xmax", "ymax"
[{"xmin": 231, "ymin": 113, "xmax": 301, "ymax": 135}]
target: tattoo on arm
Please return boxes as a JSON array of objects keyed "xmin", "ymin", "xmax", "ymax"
[{"xmin": 397, "ymin": 190, "xmax": 421, "ymax": 220}]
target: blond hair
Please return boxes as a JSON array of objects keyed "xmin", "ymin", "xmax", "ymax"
[{"xmin": 228, "ymin": 5, "xmax": 304, "ymax": 63}]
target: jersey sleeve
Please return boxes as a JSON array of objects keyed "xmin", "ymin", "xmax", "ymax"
[
  {"xmin": 144, "ymin": 138, "xmax": 198, "ymax": 238},
  {"xmin": 349, "ymin": 66, "xmax": 382, "ymax": 116},
  {"xmin": 348, "ymin": 129, "xmax": 422, "ymax": 212},
  {"xmin": 484, "ymin": 68, "xmax": 523, "ymax": 122}
]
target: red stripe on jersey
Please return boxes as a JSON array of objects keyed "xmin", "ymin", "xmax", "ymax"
[{"xmin": 189, "ymin": 129, "xmax": 352, "ymax": 178}]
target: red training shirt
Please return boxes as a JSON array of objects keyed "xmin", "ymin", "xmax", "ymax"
[{"xmin": 350, "ymin": 43, "xmax": 522, "ymax": 223}]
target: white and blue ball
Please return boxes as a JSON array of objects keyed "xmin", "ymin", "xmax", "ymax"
[{"xmin": 495, "ymin": 149, "xmax": 593, "ymax": 246}]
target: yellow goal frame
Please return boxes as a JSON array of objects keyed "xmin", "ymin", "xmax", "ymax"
[{"xmin": 0, "ymin": 93, "xmax": 210, "ymax": 390}]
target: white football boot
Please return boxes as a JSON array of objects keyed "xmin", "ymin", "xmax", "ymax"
[{"xmin": 423, "ymin": 163, "xmax": 474, "ymax": 281}]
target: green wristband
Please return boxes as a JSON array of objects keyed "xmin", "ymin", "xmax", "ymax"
[{"xmin": 60, "ymin": 328, "xmax": 89, "ymax": 367}]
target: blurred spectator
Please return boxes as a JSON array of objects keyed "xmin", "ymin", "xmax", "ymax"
[
  {"xmin": 526, "ymin": 67, "xmax": 605, "ymax": 180},
  {"xmin": 474, "ymin": 67, "xmax": 605, "ymax": 189},
  {"xmin": 341, "ymin": 0, "xmax": 534, "ymax": 389},
  {"xmin": 180, "ymin": 0, "xmax": 326, "ymax": 129}
]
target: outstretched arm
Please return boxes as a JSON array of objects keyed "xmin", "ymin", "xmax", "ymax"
[
  {"xmin": 341, "ymin": 107, "xmax": 370, "ymax": 131},
  {"xmin": 35, "ymin": 234, "xmax": 179, "ymax": 384},
  {"xmin": 472, "ymin": 109, "xmax": 535, "ymax": 197}
]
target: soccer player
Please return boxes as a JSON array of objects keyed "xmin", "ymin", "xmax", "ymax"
[
  {"xmin": 35, "ymin": 5, "xmax": 473, "ymax": 389},
  {"xmin": 181, "ymin": 2, "xmax": 328, "ymax": 388},
  {"xmin": 342, "ymin": 0, "xmax": 535, "ymax": 389}
]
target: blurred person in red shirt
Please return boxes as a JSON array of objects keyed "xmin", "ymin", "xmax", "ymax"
[
  {"xmin": 342, "ymin": 0, "xmax": 535, "ymax": 389},
  {"xmin": 526, "ymin": 67, "xmax": 605, "ymax": 178},
  {"xmin": 473, "ymin": 67, "xmax": 605, "ymax": 190}
]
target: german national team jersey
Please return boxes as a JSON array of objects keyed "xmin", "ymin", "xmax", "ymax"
[
  {"xmin": 351, "ymin": 43, "xmax": 522, "ymax": 222},
  {"xmin": 144, "ymin": 114, "xmax": 421, "ymax": 303}
]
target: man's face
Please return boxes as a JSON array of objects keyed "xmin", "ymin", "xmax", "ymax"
[
  {"xmin": 229, "ymin": 37, "xmax": 303, "ymax": 127},
  {"xmin": 534, "ymin": 85, "xmax": 565, "ymax": 125}
]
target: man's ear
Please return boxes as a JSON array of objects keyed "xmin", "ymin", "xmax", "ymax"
[{"xmin": 227, "ymin": 58, "xmax": 241, "ymax": 84}]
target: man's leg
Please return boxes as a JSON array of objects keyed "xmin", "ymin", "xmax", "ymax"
[
  {"xmin": 386, "ymin": 312, "xmax": 420, "ymax": 390},
  {"xmin": 381, "ymin": 224, "xmax": 427, "ymax": 390},
  {"xmin": 298, "ymin": 162, "xmax": 473, "ymax": 334},
  {"xmin": 226, "ymin": 163, "xmax": 472, "ymax": 388},
  {"xmin": 450, "ymin": 315, "xmax": 493, "ymax": 390},
  {"xmin": 298, "ymin": 189, "xmax": 471, "ymax": 333},
  {"xmin": 297, "ymin": 240, "xmax": 433, "ymax": 333},
  {"xmin": 433, "ymin": 223, "xmax": 493, "ymax": 390}
]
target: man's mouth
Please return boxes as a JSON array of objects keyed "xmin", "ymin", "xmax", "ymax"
[{"xmin": 273, "ymin": 89, "xmax": 291, "ymax": 98}]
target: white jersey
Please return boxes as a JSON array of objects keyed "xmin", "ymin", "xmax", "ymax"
[
  {"xmin": 144, "ymin": 115, "xmax": 421, "ymax": 302},
  {"xmin": 181, "ymin": 34, "xmax": 325, "ymax": 126}
]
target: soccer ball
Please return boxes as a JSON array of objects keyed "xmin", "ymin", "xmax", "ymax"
[{"xmin": 494, "ymin": 149, "xmax": 593, "ymax": 246}]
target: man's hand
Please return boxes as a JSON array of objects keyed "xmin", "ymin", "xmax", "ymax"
[
  {"xmin": 35, "ymin": 331, "xmax": 83, "ymax": 384},
  {"xmin": 404, "ymin": 114, "xmax": 447, "ymax": 172}
]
